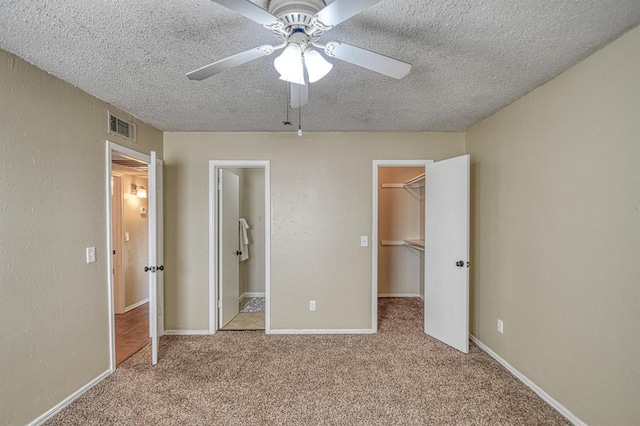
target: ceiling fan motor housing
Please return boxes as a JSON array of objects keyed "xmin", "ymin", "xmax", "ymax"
[{"xmin": 268, "ymin": 0, "xmax": 326, "ymax": 40}]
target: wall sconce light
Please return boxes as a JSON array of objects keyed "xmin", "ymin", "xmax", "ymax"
[{"xmin": 131, "ymin": 184, "xmax": 147, "ymax": 199}]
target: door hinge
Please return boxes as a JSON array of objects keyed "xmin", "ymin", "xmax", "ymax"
[
  {"xmin": 218, "ymin": 181, "xmax": 222, "ymax": 191},
  {"xmin": 218, "ymin": 300, "xmax": 222, "ymax": 309}
]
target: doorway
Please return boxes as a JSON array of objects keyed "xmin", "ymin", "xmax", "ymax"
[
  {"xmin": 377, "ymin": 166, "xmax": 426, "ymax": 299},
  {"xmin": 111, "ymin": 155, "xmax": 150, "ymax": 365},
  {"xmin": 106, "ymin": 142, "xmax": 164, "ymax": 369},
  {"xmin": 209, "ymin": 161, "xmax": 271, "ymax": 333},
  {"xmin": 372, "ymin": 157, "xmax": 470, "ymax": 353}
]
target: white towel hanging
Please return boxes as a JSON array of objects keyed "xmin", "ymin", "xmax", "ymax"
[{"xmin": 239, "ymin": 218, "xmax": 250, "ymax": 261}]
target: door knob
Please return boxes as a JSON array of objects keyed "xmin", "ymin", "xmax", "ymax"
[{"xmin": 456, "ymin": 260, "xmax": 464, "ymax": 267}]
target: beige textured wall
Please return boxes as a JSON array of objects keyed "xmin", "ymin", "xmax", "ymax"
[
  {"xmin": 163, "ymin": 132, "xmax": 464, "ymax": 331},
  {"xmin": 0, "ymin": 49, "xmax": 163, "ymax": 425},
  {"xmin": 466, "ymin": 26, "xmax": 640, "ymax": 425},
  {"xmin": 121, "ymin": 174, "xmax": 149, "ymax": 307},
  {"xmin": 377, "ymin": 167, "xmax": 424, "ymax": 295}
]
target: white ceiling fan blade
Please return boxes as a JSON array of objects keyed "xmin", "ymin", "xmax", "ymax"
[
  {"xmin": 290, "ymin": 82, "xmax": 308, "ymax": 109},
  {"xmin": 210, "ymin": 0, "xmax": 279, "ymax": 26},
  {"xmin": 314, "ymin": 0, "xmax": 383, "ymax": 27},
  {"xmin": 325, "ymin": 41, "xmax": 412, "ymax": 79},
  {"xmin": 187, "ymin": 45, "xmax": 274, "ymax": 81}
]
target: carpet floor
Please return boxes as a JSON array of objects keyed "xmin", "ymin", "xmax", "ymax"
[{"xmin": 47, "ymin": 298, "xmax": 569, "ymax": 425}]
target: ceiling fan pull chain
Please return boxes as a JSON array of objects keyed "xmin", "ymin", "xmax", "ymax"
[
  {"xmin": 298, "ymin": 98, "xmax": 303, "ymax": 137},
  {"xmin": 283, "ymin": 84, "xmax": 292, "ymax": 126}
]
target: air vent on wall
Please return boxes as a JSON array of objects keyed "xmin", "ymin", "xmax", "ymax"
[{"xmin": 108, "ymin": 112, "xmax": 136, "ymax": 142}]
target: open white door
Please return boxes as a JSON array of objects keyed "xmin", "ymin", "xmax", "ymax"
[
  {"xmin": 219, "ymin": 169, "xmax": 240, "ymax": 328},
  {"xmin": 424, "ymin": 155, "xmax": 470, "ymax": 353},
  {"xmin": 148, "ymin": 151, "xmax": 164, "ymax": 364}
]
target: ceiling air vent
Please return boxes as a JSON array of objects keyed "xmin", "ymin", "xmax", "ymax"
[{"xmin": 108, "ymin": 112, "xmax": 136, "ymax": 142}]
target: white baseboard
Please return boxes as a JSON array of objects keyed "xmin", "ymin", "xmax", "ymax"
[
  {"xmin": 378, "ymin": 293, "xmax": 422, "ymax": 298},
  {"xmin": 469, "ymin": 335, "xmax": 586, "ymax": 426},
  {"xmin": 269, "ymin": 329, "xmax": 375, "ymax": 335},
  {"xmin": 163, "ymin": 329, "xmax": 210, "ymax": 335},
  {"xmin": 28, "ymin": 369, "xmax": 112, "ymax": 426},
  {"xmin": 240, "ymin": 292, "xmax": 265, "ymax": 299},
  {"xmin": 124, "ymin": 298, "xmax": 149, "ymax": 313}
]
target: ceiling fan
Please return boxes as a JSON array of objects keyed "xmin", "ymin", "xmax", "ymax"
[{"xmin": 186, "ymin": 0, "xmax": 412, "ymax": 108}]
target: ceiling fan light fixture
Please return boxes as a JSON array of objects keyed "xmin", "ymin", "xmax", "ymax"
[
  {"xmin": 303, "ymin": 48, "xmax": 333, "ymax": 83},
  {"xmin": 274, "ymin": 44, "xmax": 305, "ymax": 85}
]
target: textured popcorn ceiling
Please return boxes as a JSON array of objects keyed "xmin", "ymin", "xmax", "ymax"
[{"xmin": 1, "ymin": 0, "xmax": 639, "ymax": 132}]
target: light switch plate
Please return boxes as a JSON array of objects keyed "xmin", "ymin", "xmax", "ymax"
[
  {"xmin": 360, "ymin": 236, "xmax": 368, "ymax": 247},
  {"xmin": 86, "ymin": 247, "xmax": 96, "ymax": 264},
  {"xmin": 124, "ymin": 232, "xmax": 130, "ymax": 242}
]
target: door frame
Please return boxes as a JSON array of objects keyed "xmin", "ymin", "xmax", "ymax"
[
  {"xmin": 371, "ymin": 160, "xmax": 432, "ymax": 332},
  {"xmin": 209, "ymin": 160, "xmax": 271, "ymax": 334},
  {"xmin": 105, "ymin": 141, "xmax": 152, "ymax": 371}
]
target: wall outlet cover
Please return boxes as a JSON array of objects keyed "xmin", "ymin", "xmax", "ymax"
[{"xmin": 86, "ymin": 247, "xmax": 96, "ymax": 264}]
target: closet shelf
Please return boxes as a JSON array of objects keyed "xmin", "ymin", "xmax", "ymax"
[
  {"xmin": 380, "ymin": 239, "xmax": 425, "ymax": 251},
  {"xmin": 380, "ymin": 172, "xmax": 425, "ymax": 189},
  {"xmin": 403, "ymin": 239, "xmax": 425, "ymax": 251}
]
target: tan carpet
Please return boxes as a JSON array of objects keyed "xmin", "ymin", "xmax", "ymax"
[{"xmin": 48, "ymin": 298, "xmax": 569, "ymax": 425}]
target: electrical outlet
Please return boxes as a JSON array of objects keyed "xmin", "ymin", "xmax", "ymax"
[
  {"xmin": 309, "ymin": 300, "xmax": 316, "ymax": 311},
  {"xmin": 497, "ymin": 319, "xmax": 504, "ymax": 334}
]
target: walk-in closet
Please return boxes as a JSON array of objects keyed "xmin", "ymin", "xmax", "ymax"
[{"xmin": 377, "ymin": 167, "xmax": 425, "ymax": 301}]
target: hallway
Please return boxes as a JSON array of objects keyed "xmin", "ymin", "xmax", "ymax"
[{"xmin": 115, "ymin": 303, "xmax": 149, "ymax": 365}]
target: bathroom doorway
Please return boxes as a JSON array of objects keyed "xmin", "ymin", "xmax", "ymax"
[{"xmin": 209, "ymin": 161, "xmax": 271, "ymax": 333}]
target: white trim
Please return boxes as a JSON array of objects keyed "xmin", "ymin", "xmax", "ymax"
[
  {"xmin": 27, "ymin": 369, "xmax": 111, "ymax": 426},
  {"xmin": 105, "ymin": 141, "xmax": 152, "ymax": 371},
  {"xmin": 124, "ymin": 298, "xmax": 149, "ymax": 313},
  {"xmin": 470, "ymin": 335, "xmax": 586, "ymax": 426},
  {"xmin": 208, "ymin": 163, "xmax": 216, "ymax": 333},
  {"xmin": 108, "ymin": 141, "xmax": 151, "ymax": 163},
  {"xmin": 240, "ymin": 292, "xmax": 265, "ymax": 299},
  {"xmin": 372, "ymin": 160, "xmax": 432, "ymax": 333},
  {"xmin": 378, "ymin": 293, "xmax": 422, "ymax": 298},
  {"xmin": 264, "ymin": 162, "xmax": 271, "ymax": 335},
  {"xmin": 164, "ymin": 329, "xmax": 211, "ymax": 335},
  {"xmin": 209, "ymin": 160, "xmax": 271, "ymax": 335},
  {"xmin": 269, "ymin": 329, "xmax": 375, "ymax": 335},
  {"xmin": 105, "ymin": 143, "xmax": 115, "ymax": 371}
]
